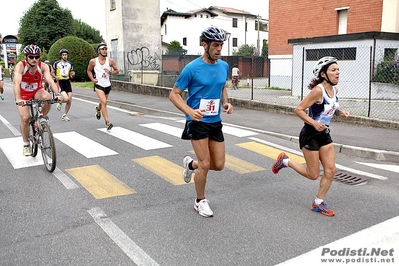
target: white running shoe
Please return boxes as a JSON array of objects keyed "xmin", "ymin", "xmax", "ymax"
[
  {"xmin": 23, "ymin": 145, "xmax": 32, "ymax": 156},
  {"xmin": 182, "ymin": 155, "xmax": 194, "ymax": 183},
  {"xmin": 194, "ymin": 199, "xmax": 213, "ymax": 217},
  {"xmin": 62, "ymin": 114, "xmax": 70, "ymax": 121}
]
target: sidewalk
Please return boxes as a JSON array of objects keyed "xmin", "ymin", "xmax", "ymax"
[{"xmin": 72, "ymin": 86, "xmax": 399, "ymax": 163}]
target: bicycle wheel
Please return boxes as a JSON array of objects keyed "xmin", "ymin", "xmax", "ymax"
[
  {"xmin": 30, "ymin": 121, "xmax": 39, "ymax": 157},
  {"xmin": 39, "ymin": 121, "xmax": 56, "ymax": 172}
]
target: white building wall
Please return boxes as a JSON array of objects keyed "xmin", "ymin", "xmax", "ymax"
[
  {"xmin": 381, "ymin": 0, "xmax": 399, "ymax": 32},
  {"xmin": 105, "ymin": 0, "xmax": 161, "ymax": 73},
  {"xmin": 161, "ymin": 10, "xmax": 268, "ymax": 56},
  {"xmin": 290, "ymin": 39, "xmax": 399, "ymax": 99}
]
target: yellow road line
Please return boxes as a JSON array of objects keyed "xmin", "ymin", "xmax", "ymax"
[
  {"xmin": 66, "ymin": 165, "xmax": 135, "ymax": 199},
  {"xmin": 188, "ymin": 150, "xmax": 265, "ymax": 174},
  {"xmin": 133, "ymin": 156, "xmax": 192, "ymax": 185},
  {"xmin": 236, "ymin": 141, "xmax": 306, "ymax": 164},
  {"xmin": 225, "ymin": 153, "xmax": 265, "ymax": 174}
]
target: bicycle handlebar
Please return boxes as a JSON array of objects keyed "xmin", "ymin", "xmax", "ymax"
[{"xmin": 16, "ymin": 98, "xmax": 59, "ymax": 106}]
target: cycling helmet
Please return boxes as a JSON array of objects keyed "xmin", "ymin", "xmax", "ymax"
[
  {"xmin": 44, "ymin": 60, "xmax": 50, "ymax": 64},
  {"xmin": 60, "ymin": 48, "xmax": 68, "ymax": 55},
  {"xmin": 23, "ymin": 44, "xmax": 41, "ymax": 55},
  {"xmin": 313, "ymin": 56, "xmax": 338, "ymax": 77},
  {"xmin": 200, "ymin": 26, "xmax": 226, "ymax": 42}
]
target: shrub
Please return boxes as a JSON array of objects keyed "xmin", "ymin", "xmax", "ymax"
[
  {"xmin": 48, "ymin": 36, "xmax": 97, "ymax": 81},
  {"xmin": 373, "ymin": 56, "xmax": 399, "ymax": 85}
]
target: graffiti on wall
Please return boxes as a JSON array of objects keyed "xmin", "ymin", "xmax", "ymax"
[{"xmin": 126, "ymin": 47, "xmax": 161, "ymax": 70}]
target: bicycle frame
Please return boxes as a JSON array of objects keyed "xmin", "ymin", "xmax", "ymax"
[{"xmin": 24, "ymin": 98, "xmax": 57, "ymax": 172}]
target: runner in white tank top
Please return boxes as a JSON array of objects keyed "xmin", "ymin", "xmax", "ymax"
[{"xmin": 87, "ymin": 43, "xmax": 119, "ymax": 130}]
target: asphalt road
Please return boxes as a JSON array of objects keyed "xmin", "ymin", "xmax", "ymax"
[{"xmin": 0, "ymin": 80, "xmax": 398, "ymax": 265}]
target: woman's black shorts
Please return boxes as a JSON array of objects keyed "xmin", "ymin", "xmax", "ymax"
[{"xmin": 299, "ymin": 123, "xmax": 333, "ymax": 151}]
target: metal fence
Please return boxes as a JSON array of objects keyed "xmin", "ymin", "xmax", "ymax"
[{"xmin": 111, "ymin": 44, "xmax": 399, "ymax": 122}]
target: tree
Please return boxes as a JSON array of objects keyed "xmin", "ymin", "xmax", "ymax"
[
  {"xmin": 48, "ymin": 36, "xmax": 97, "ymax": 81},
  {"xmin": 261, "ymin": 40, "xmax": 268, "ymax": 58},
  {"xmin": 18, "ymin": 0, "xmax": 74, "ymax": 51},
  {"xmin": 232, "ymin": 44, "xmax": 256, "ymax": 56},
  {"xmin": 166, "ymin": 41, "xmax": 186, "ymax": 55},
  {"xmin": 73, "ymin": 19, "xmax": 103, "ymax": 44}
]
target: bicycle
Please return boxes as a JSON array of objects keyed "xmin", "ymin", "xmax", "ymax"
[{"xmin": 22, "ymin": 98, "xmax": 58, "ymax": 172}]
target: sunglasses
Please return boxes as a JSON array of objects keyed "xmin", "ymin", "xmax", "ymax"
[{"xmin": 28, "ymin": 55, "xmax": 40, "ymax": 60}]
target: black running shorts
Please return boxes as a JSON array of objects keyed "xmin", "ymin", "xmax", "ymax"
[
  {"xmin": 94, "ymin": 84, "xmax": 112, "ymax": 95},
  {"xmin": 58, "ymin": 79, "xmax": 72, "ymax": 93},
  {"xmin": 299, "ymin": 123, "xmax": 333, "ymax": 150},
  {"xmin": 182, "ymin": 120, "xmax": 224, "ymax": 142}
]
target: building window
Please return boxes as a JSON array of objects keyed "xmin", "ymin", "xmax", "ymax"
[
  {"xmin": 335, "ymin": 7, "xmax": 349, "ymax": 34},
  {"xmin": 110, "ymin": 0, "xmax": 116, "ymax": 10},
  {"xmin": 232, "ymin": 38, "xmax": 238, "ymax": 47},
  {"xmin": 384, "ymin": 48, "xmax": 398, "ymax": 61},
  {"xmin": 306, "ymin": 48, "xmax": 357, "ymax": 61},
  {"xmin": 165, "ymin": 24, "xmax": 167, "ymax": 35},
  {"xmin": 232, "ymin": 18, "xmax": 238, "ymax": 28},
  {"xmin": 200, "ymin": 14, "xmax": 203, "ymax": 18},
  {"xmin": 183, "ymin": 37, "xmax": 187, "ymax": 46}
]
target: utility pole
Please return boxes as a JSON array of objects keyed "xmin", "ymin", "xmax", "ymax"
[{"xmin": 257, "ymin": 15, "xmax": 260, "ymax": 56}]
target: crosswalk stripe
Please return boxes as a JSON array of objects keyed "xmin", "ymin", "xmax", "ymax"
[
  {"xmin": 140, "ymin": 122, "xmax": 182, "ymax": 137},
  {"xmin": 98, "ymin": 126, "xmax": 172, "ymax": 150},
  {"xmin": 222, "ymin": 125, "xmax": 258, "ymax": 137},
  {"xmin": 54, "ymin": 131, "xmax": 118, "ymax": 158},
  {"xmin": 175, "ymin": 120, "xmax": 257, "ymax": 137},
  {"xmin": 133, "ymin": 156, "xmax": 192, "ymax": 185},
  {"xmin": 236, "ymin": 141, "xmax": 306, "ymax": 164},
  {"xmin": 225, "ymin": 153, "xmax": 265, "ymax": 174},
  {"xmin": 66, "ymin": 165, "xmax": 136, "ymax": 199},
  {"xmin": 0, "ymin": 137, "xmax": 43, "ymax": 169}
]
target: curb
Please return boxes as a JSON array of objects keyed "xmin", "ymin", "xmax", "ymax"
[{"xmin": 74, "ymin": 89, "xmax": 399, "ymax": 163}]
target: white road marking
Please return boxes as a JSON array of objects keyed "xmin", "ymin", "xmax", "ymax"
[
  {"xmin": 140, "ymin": 122, "xmax": 182, "ymax": 138},
  {"xmin": 250, "ymin": 137, "xmax": 388, "ymax": 180},
  {"xmin": 98, "ymin": 126, "xmax": 172, "ymax": 150},
  {"xmin": 52, "ymin": 167, "xmax": 79, "ymax": 189},
  {"xmin": 275, "ymin": 215, "xmax": 399, "ymax": 265},
  {"xmin": 0, "ymin": 115, "xmax": 21, "ymax": 136},
  {"xmin": 0, "ymin": 137, "xmax": 43, "ymax": 169},
  {"xmin": 88, "ymin": 207, "xmax": 160, "ymax": 266},
  {"xmin": 73, "ymin": 97, "xmax": 141, "ymax": 115},
  {"xmin": 54, "ymin": 131, "xmax": 118, "ymax": 158},
  {"xmin": 175, "ymin": 120, "xmax": 258, "ymax": 137},
  {"xmin": 356, "ymin": 162, "xmax": 399, "ymax": 174}
]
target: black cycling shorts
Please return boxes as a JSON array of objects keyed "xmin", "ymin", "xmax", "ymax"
[
  {"xmin": 58, "ymin": 79, "xmax": 72, "ymax": 93},
  {"xmin": 299, "ymin": 123, "xmax": 333, "ymax": 150},
  {"xmin": 182, "ymin": 120, "xmax": 224, "ymax": 142}
]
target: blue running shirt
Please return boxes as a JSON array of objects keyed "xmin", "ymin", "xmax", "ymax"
[{"xmin": 175, "ymin": 57, "xmax": 229, "ymax": 123}]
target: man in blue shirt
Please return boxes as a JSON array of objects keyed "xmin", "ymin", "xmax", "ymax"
[{"xmin": 169, "ymin": 26, "xmax": 233, "ymax": 217}]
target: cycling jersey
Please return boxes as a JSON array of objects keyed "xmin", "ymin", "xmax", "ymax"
[
  {"xmin": 53, "ymin": 60, "xmax": 74, "ymax": 80},
  {"xmin": 20, "ymin": 60, "xmax": 44, "ymax": 100}
]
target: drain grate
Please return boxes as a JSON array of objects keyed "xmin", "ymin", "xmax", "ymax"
[{"xmin": 333, "ymin": 171, "xmax": 368, "ymax": 185}]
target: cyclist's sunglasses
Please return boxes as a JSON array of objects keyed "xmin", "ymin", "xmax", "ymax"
[{"xmin": 28, "ymin": 55, "xmax": 40, "ymax": 60}]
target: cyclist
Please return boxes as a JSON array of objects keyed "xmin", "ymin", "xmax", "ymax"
[
  {"xmin": 43, "ymin": 60, "xmax": 54, "ymax": 93},
  {"xmin": 53, "ymin": 48, "xmax": 75, "ymax": 121},
  {"xmin": 13, "ymin": 44, "xmax": 62, "ymax": 156}
]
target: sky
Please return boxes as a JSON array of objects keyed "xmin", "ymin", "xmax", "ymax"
[{"xmin": 0, "ymin": 0, "xmax": 268, "ymax": 40}]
